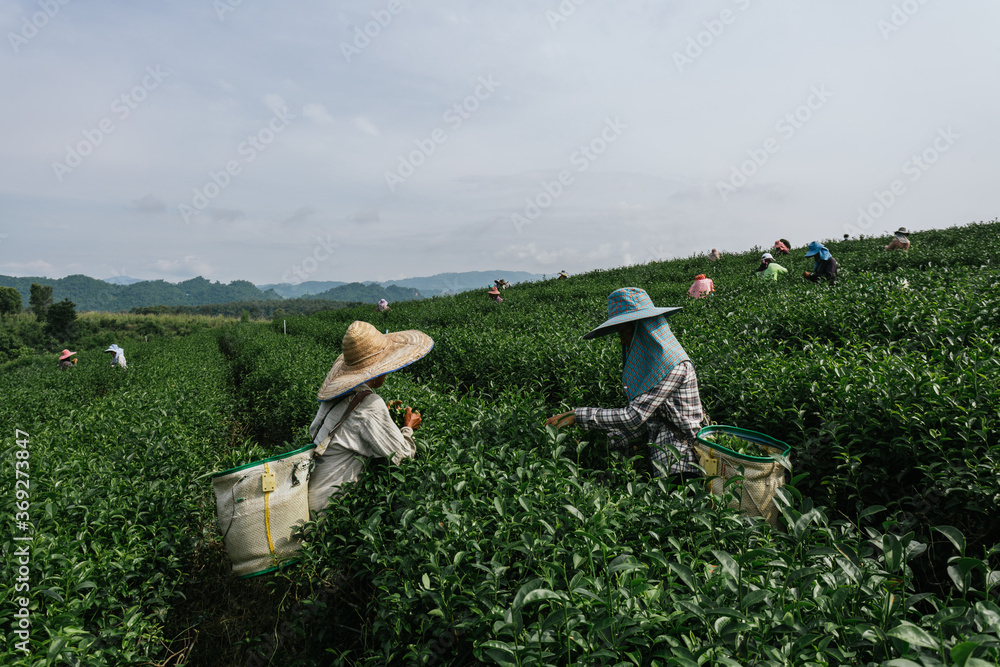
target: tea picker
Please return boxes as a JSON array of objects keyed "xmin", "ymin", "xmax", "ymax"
[
  {"xmin": 104, "ymin": 344, "xmax": 127, "ymax": 369},
  {"xmin": 802, "ymin": 241, "xmax": 838, "ymax": 285},
  {"xmin": 546, "ymin": 287, "xmax": 706, "ymax": 484},
  {"xmin": 211, "ymin": 321, "xmax": 433, "ymax": 577}
]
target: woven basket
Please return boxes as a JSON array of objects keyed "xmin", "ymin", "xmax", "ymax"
[
  {"xmin": 695, "ymin": 426, "xmax": 791, "ymax": 527},
  {"xmin": 212, "ymin": 445, "xmax": 314, "ymax": 578}
]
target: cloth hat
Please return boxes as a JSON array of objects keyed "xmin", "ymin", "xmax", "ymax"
[
  {"xmin": 104, "ymin": 344, "xmax": 122, "ymax": 354},
  {"xmin": 317, "ymin": 321, "xmax": 433, "ymax": 401},
  {"xmin": 694, "ymin": 274, "xmax": 706, "ymax": 280},
  {"xmin": 59, "ymin": 349, "xmax": 76, "ymax": 360},
  {"xmin": 583, "ymin": 287, "xmax": 682, "ymax": 340},
  {"xmin": 761, "ymin": 252, "xmax": 774, "ymax": 260},
  {"xmin": 805, "ymin": 241, "xmax": 832, "ymax": 260},
  {"xmin": 487, "ymin": 287, "xmax": 500, "ymax": 295},
  {"xmin": 895, "ymin": 227, "xmax": 909, "ymax": 235},
  {"xmin": 377, "ymin": 299, "xmax": 388, "ymax": 306}
]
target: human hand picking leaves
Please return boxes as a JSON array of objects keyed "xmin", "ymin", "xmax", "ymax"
[{"xmin": 546, "ymin": 411, "xmax": 575, "ymax": 429}]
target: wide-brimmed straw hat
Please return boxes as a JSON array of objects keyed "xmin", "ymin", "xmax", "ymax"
[
  {"xmin": 58, "ymin": 349, "xmax": 76, "ymax": 360},
  {"xmin": 583, "ymin": 287, "xmax": 681, "ymax": 340},
  {"xmin": 317, "ymin": 321, "xmax": 433, "ymax": 401},
  {"xmin": 487, "ymin": 287, "xmax": 500, "ymax": 296},
  {"xmin": 895, "ymin": 227, "xmax": 909, "ymax": 234}
]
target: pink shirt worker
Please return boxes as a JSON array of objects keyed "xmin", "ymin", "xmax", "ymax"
[{"xmin": 688, "ymin": 274, "xmax": 715, "ymax": 299}]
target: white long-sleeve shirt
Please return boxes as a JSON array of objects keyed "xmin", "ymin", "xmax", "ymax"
[{"xmin": 307, "ymin": 385, "xmax": 416, "ymax": 513}]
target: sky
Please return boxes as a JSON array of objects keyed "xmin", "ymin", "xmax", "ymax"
[{"xmin": 1, "ymin": 0, "xmax": 997, "ymax": 285}]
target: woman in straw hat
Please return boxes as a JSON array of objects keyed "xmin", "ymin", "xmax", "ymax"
[
  {"xmin": 885, "ymin": 227, "xmax": 911, "ymax": 251},
  {"xmin": 308, "ymin": 321, "xmax": 434, "ymax": 514},
  {"xmin": 487, "ymin": 286, "xmax": 504, "ymax": 303},
  {"xmin": 546, "ymin": 287, "xmax": 707, "ymax": 483}
]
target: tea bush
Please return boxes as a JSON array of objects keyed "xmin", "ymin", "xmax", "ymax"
[{"xmin": 3, "ymin": 220, "xmax": 1000, "ymax": 665}]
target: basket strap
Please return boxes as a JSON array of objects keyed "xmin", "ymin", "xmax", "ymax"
[{"xmin": 314, "ymin": 390, "xmax": 373, "ymax": 456}]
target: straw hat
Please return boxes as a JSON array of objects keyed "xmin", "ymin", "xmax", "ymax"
[
  {"xmin": 58, "ymin": 349, "xmax": 76, "ymax": 360},
  {"xmin": 487, "ymin": 287, "xmax": 500, "ymax": 296},
  {"xmin": 317, "ymin": 321, "xmax": 433, "ymax": 401},
  {"xmin": 104, "ymin": 344, "xmax": 122, "ymax": 354},
  {"xmin": 583, "ymin": 287, "xmax": 681, "ymax": 340},
  {"xmin": 895, "ymin": 227, "xmax": 909, "ymax": 235}
]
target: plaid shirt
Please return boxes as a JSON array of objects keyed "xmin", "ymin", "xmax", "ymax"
[{"xmin": 575, "ymin": 360, "xmax": 705, "ymax": 477}]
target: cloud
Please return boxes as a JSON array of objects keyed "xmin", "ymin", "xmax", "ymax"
[
  {"xmin": 352, "ymin": 115, "xmax": 381, "ymax": 137},
  {"xmin": 0, "ymin": 260, "xmax": 56, "ymax": 276},
  {"xmin": 303, "ymin": 103, "xmax": 335, "ymax": 124},
  {"xmin": 284, "ymin": 205, "xmax": 316, "ymax": 225},
  {"xmin": 153, "ymin": 256, "xmax": 213, "ymax": 278},
  {"xmin": 348, "ymin": 208, "xmax": 379, "ymax": 224},
  {"xmin": 494, "ymin": 241, "xmax": 631, "ymax": 268},
  {"xmin": 210, "ymin": 208, "xmax": 244, "ymax": 223},
  {"xmin": 264, "ymin": 93, "xmax": 289, "ymax": 113},
  {"xmin": 133, "ymin": 194, "xmax": 166, "ymax": 212}
]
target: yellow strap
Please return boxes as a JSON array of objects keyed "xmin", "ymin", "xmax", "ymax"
[{"xmin": 263, "ymin": 462, "xmax": 275, "ymax": 559}]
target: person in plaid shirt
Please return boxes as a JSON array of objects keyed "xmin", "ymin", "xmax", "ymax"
[{"xmin": 547, "ymin": 287, "xmax": 706, "ymax": 482}]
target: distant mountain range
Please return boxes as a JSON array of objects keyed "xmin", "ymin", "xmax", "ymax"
[
  {"xmin": 0, "ymin": 270, "xmax": 544, "ymax": 312},
  {"xmin": 260, "ymin": 270, "xmax": 543, "ymax": 299}
]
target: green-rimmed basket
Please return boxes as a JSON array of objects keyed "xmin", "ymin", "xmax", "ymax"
[
  {"xmin": 212, "ymin": 444, "xmax": 315, "ymax": 578},
  {"xmin": 695, "ymin": 425, "xmax": 791, "ymax": 527}
]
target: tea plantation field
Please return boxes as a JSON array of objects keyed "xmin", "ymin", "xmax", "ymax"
[{"xmin": 3, "ymin": 221, "xmax": 999, "ymax": 666}]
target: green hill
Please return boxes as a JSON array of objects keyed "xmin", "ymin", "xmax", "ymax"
[
  {"xmin": 303, "ymin": 282, "xmax": 422, "ymax": 303},
  {"xmin": 0, "ymin": 274, "xmax": 279, "ymax": 312}
]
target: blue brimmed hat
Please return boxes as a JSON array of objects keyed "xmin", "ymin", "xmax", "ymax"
[{"xmin": 583, "ymin": 287, "xmax": 682, "ymax": 340}]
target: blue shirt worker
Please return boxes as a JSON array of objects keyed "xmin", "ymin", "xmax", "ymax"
[{"xmin": 803, "ymin": 242, "xmax": 838, "ymax": 285}]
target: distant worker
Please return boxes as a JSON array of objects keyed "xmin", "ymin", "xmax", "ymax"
[
  {"xmin": 58, "ymin": 349, "xmax": 77, "ymax": 370},
  {"xmin": 558, "ymin": 270, "xmax": 569, "ymax": 280},
  {"xmin": 687, "ymin": 274, "xmax": 715, "ymax": 299},
  {"xmin": 885, "ymin": 227, "xmax": 911, "ymax": 251},
  {"xmin": 495, "ymin": 279, "xmax": 510, "ymax": 290},
  {"xmin": 709, "ymin": 248, "xmax": 722, "ymax": 261},
  {"xmin": 546, "ymin": 287, "xmax": 706, "ymax": 483},
  {"xmin": 772, "ymin": 240, "xmax": 790, "ymax": 255},
  {"xmin": 376, "ymin": 299, "xmax": 391, "ymax": 313},
  {"xmin": 487, "ymin": 286, "xmax": 504, "ymax": 303},
  {"xmin": 104, "ymin": 344, "xmax": 127, "ymax": 369},
  {"xmin": 308, "ymin": 321, "xmax": 432, "ymax": 513},
  {"xmin": 803, "ymin": 242, "xmax": 838, "ymax": 285},
  {"xmin": 755, "ymin": 253, "xmax": 788, "ymax": 280}
]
